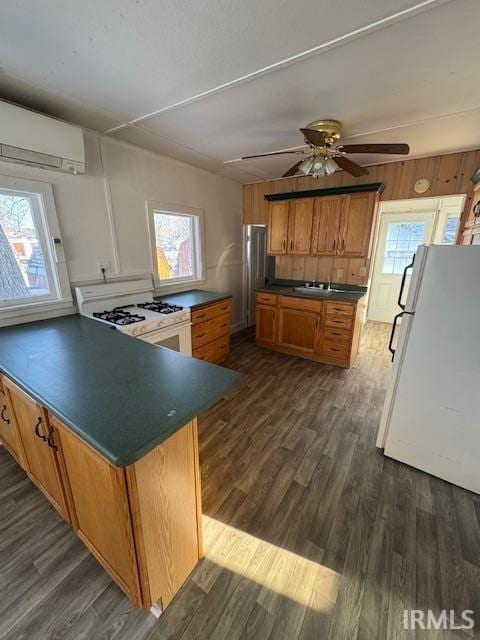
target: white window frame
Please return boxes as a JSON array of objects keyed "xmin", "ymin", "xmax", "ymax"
[
  {"xmin": 147, "ymin": 201, "xmax": 206, "ymax": 289},
  {"xmin": 0, "ymin": 175, "xmax": 72, "ymax": 314}
]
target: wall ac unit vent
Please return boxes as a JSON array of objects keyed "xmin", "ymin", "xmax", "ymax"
[{"xmin": 0, "ymin": 101, "xmax": 85, "ymax": 174}]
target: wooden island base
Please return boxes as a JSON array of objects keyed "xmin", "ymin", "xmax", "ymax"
[{"xmin": 0, "ymin": 376, "xmax": 203, "ymax": 612}]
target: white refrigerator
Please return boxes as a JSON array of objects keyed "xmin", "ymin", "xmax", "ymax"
[{"xmin": 376, "ymin": 244, "xmax": 480, "ymax": 494}]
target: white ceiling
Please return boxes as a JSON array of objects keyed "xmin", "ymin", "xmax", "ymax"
[{"xmin": 1, "ymin": 0, "xmax": 479, "ymax": 183}]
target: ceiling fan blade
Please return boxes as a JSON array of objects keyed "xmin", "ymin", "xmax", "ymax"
[
  {"xmin": 282, "ymin": 160, "xmax": 303, "ymax": 177},
  {"xmin": 300, "ymin": 128, "xmax": 327, "ymax": 147},
  {"xmin": 333, "ymin": 155, "xmax": 369, "ymax": 177},
  {"xmin": 241, "ymin": 150, "xmax": 304, "ymax": 160},
  {"xmin": 337, "ymin": 143, "xmax": 409, "ymax": 155}
]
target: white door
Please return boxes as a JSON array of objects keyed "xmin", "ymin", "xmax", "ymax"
[{"xmin": 368, "ymin": 212, "xmax": 436, "ymax": 323}]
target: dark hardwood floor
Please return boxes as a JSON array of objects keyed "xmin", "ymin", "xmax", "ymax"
[{"xmin": 1, "ymin": 323, "xmax": 479, "ymax": 639}]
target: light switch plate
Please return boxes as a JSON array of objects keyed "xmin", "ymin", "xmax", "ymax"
[
  {"xmin": 359, "ymin": 266, "xmax": 367, "ymax": 276},
  {"xmin": 336, "ymin": 268, "xmax": 344, "ymax": 279}
]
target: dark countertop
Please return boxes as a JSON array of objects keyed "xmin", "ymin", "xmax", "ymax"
[
  {"xmin": 0, "ymin": 315, "xmax": 240, "ymax": 467},
  {"xmin": 256, "ymin": 284, "xmax": 367, "ymax": 304},
  {"xmin": 155, "ymin": 289, "xmax": 231, "ymax": 310}
]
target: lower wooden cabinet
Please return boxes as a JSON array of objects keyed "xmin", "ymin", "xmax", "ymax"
[
  {"xmin": 277, "ymin": 307, "xmax": 319, "ymax": 354},
  {"xmin": 0, "ymin": 379, "xmax": 26, "ymax": 468},
  {"xmin": 255, "ymin": 292, "xmax": 364, "ymax": 368},
  {"xmin": 0, "ymin": 374, "xmax": 203, "ymax": 612},
  {"xmin": 255, "ymin": 304, "xmax": 277, "ymax": 344},
  {"xmin": 3, "ymin": 378, "xmax": 69, "ymax": 520},
  {"xmin": 192, "ymin": 298, "xmax": 232, "ymax": 364}
]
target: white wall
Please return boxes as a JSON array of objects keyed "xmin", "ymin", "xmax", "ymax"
[{"xmin": 0, "ymin": 131, "xmax": 245, "ymax": 328}]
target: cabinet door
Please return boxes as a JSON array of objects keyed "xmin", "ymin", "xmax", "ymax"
[
  {"xmin": 256, "ymin": 305, "xmax": 277, "ymax": 344},
  {"xmin": 277, "ymin": 308, "xmax": 319, "ymax": 354},
  {"xmin": 5, "ymin": 380, "xmax": 68, "ymax": 519},
  {"xmin": 338, "ymin": 192, "xmax": 377, "ymax": 258},
  {"xmin": 55, "ymin": 418, "xmax": 141, "ymax": 604},
  {"xmin": 0, "ymin": 382, "xmax": 25, "ymax": 466},
  {"xmin": 311, "ymin": 196, "xmax": 343, "ymax": 256},
  {"xmin": 287, "ymin": 198, "xmax": 313, "ymax": 254},
  {"xmin": 267, "ymin": 201, "xmax": 289, "ymax": 254}
]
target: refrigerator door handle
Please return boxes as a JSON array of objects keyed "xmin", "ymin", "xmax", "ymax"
[
  {"xmin": 397, "ymin": 255, "xmax": 415, "ymax": 311},
  {"xmin": 388, "ymin": 311, "xmax": 414, "ymax": 361}
]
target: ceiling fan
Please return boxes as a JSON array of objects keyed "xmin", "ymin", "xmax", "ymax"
[{"xmin": 240, "ymin": 120, "xmax": 409, "ymax": 179}]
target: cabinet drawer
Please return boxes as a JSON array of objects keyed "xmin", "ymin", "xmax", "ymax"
[
  {"xmin": 191, "ymin": 299, "xmax": 232, "ymax": 325},
  {"xmin": 325, "ymin": 301, "xmax": 355, "ymax": 318},
  {"xmin": 278, "ymin": 295, "xmax": 323, "ymax": 313},
  {"xmin": 324, "ymin": 315, "xmax": 353, "ymax": 330},
  {"xmin": 323, "ymin": 326, "xmax": 352, "ymax": 343},
  {"xmin": 192, "ymin": 313, "xmax": 230, "ymax": 349},
  {"xmin": 256, "ymin": 292, "xmax": 277, "ymax": 306},
  {"xmin": 322, "ymin": 340, "xmax": 351, "ymax": 361},
  {"xmin": 193, "ymin": 334, "xmax": 230, "ymax": 364}
]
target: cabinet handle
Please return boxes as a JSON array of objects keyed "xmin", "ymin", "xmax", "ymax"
[
  {"xmin": 282, "ymin": 239, "xmax": 286, "ymax": 250},
  {"xmin": 47, "ymin": 427, "xmax": 58, "ymax": 451},
  {"xmin": 290, "ymin": 240, "xmax": 293, "ymax": 251},
  {"xmin": 332, "ymin": 239, "xmax": 336, "ymax": 252},
  {"xmin": 34, "ymin": 417, "xmax": 47, "ymax": 441},
  {"xmin": 1, "ymin": 405, "xmax": 10, "ymax": 425},
  {"xmin": 196, "ymin": 333, "xmax": 206, "ymax": 339},
  {"xmin": 342, "ymin": 238, "xmax": 345, "ymax": 251}
]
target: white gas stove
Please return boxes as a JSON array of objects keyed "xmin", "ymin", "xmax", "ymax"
[{"xmin": 75, "ymin": 279, "xmax": 192, "ymax": 355}]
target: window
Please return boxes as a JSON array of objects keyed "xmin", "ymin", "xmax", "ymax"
[
  {"xmin": 441, "ymin": 215, "xmax": 460, "ymax": 244},
  {"xmin": 0, "ymin": 176, "xmax": 70, "ymax": 310},
  {"xmin": 382, "ymin": 221, "xmax": 426, "ymax": 275},
  {"xmin": 148, "ymin": 204, "xmax": 204, "ymax": 286}
]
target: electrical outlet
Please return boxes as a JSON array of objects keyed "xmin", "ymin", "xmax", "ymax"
[
  {"xmin": 336, "ymin": 268, "xmax": 344, "ymax": 279},
  {"xmin": 98, "ymin": 260, "xmax": 111, "ymax": 274},
  {"xmin": 358, "ymin": 266, "xmax": 367, "ymax": 276}
]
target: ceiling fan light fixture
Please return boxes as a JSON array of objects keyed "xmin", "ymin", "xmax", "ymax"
[
  {"xmin": 324, "ymin": 157, "xmax": 338, "ymax": 175},
  {"xmin": 299, "ymin": 157, "xmax": 315, "ymax": 175}
]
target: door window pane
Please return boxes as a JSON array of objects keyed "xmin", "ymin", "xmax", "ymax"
[
  {"xmin": 0, "ymin": 193, "xmax": 51, "ymax": 301},
  {"xmin": 382, "ymin": 221, "xmax": 426, "ymax": 274},
  {"xmin": 153, "ymin": 211, "xmax": 200, "ymax": 282}
]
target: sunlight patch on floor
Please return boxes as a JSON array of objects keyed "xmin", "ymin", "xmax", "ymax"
[{"xmin": 199, "ymin": 515, "xmax": 340, "ymax": 613}]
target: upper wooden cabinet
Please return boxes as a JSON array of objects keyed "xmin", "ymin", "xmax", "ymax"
[
  {"xmin": 267, "ymin": 201, "xmax": 290, "ymax": 254},
  {"xmin": 311, "ymin": 196, "xmax": 343, "ymax": 256},
  {"xmin": 268, "ymin": 191, "xmax": 379, "ymax": 259},
  {"xmin": 338, "ymin": 192, "xmax": 378, "ymax": 258},
  {"xmin": 287, "ymin": 198, "xmax": 314, "ymax": 254}
]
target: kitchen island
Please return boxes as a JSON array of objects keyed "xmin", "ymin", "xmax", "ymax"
[{"xmin": 0, "ymin": 315, "xmax": 240, "ymax": 613}]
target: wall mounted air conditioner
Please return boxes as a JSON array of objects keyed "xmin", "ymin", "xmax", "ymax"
[{"xmin": 0, "ymin": 100, "xmax": 85, "ymax": 174}]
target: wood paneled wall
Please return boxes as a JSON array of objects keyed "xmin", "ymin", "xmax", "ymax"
[
  {"xmin": 244, "ymin": 149, "xmax": 480, "ymax": 284},
  {"xmin": 243, "ymin": 149, "xmax": 480, "ymax": 226}
]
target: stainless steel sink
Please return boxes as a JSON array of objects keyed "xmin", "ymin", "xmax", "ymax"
[{"xmin": 292, "ymin": 287, "xmax": 333, "ymax": 296}]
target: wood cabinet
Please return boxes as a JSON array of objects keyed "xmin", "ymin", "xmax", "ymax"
[
  {"xmin": 461, "ymin": 182, "xmax": 480, "ymax": 246},
  {"xmin": 4, "ymin": 378, "xmax": 69, "ymax": 520},
  {"xmin": 267, "ymin": 201, "xmax": 290, "ymax": 254},
  {"xmin": 0, "ymin": 377, "xmax": 26, "ymax": 467},
  {"xmin": 191, "ymin": 298, "xmax": 232, "ymax": 364},
  {"xmin": 0, "ymin": 376, "xmax": 203, "ymax": 612},
  {"xmin": 287, "ymin": 198, "xmax": 314, "ymax": 254},
  {"xmin": 255, "ymin": 293, "xmax": 364, "ymax": 368},
  {"xmin": 255, "ymin": 304, "xmax": 277, "ymax": 344},
  {"xmin": 53, "ymin": 417, "xmax": 142, "ymax": 604},
  {"xmin": 268, "ymin": 191, "xmax": 378, "ymax": 259},
  {"xmin": 338, "ymin": 192, "xmax": 377, "ymax": 257},
  {"xmin": 311, "ymin": 196, "xmax": 342, "ymax": 256}
]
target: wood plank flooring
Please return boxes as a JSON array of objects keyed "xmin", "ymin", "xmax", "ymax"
[{"xmin": 1, "ymin": 322, "xmax": 479, "ymax": 639}]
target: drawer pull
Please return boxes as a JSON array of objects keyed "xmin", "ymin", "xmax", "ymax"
[
  {"xmin": 196, "ymin": 333, "xmax": 206, "ymax": 339},
  {"xmin": 221, "ymin": 324, "xmax": 228, "ymax": 329},
  {"xmin": 34, "ymin": 417, "xmax": 46, "ymax": 442},
  {"xmin": 1, "ymin": 405, "xmax": 10, "ymax": 424},
  {"xmin": 47, "ymin": 427, "xmax": 58, "ymax": 451}
]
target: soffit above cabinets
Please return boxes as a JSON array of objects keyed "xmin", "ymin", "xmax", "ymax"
[{"xmin": 1, "ymin": 0, "xmax": 479, "ymax": 182}]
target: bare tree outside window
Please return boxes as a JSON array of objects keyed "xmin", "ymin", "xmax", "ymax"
[{"xmin": 0, "ymin": 193, "xmax": 50, "ymax": 301}]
